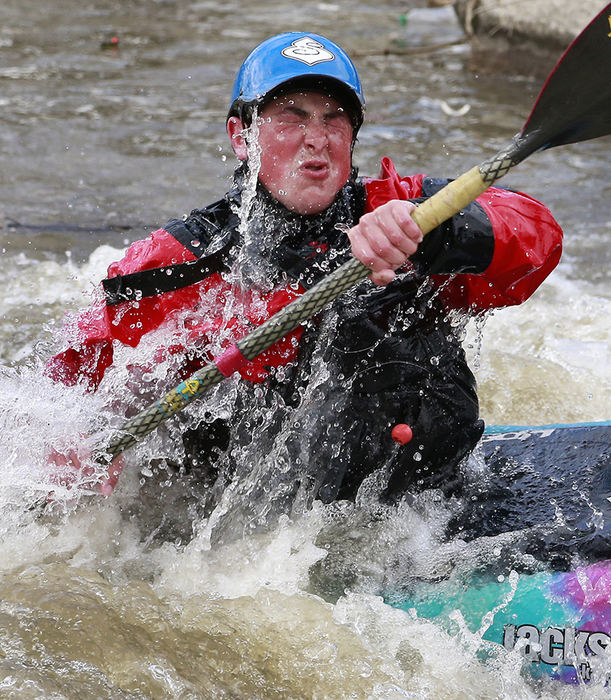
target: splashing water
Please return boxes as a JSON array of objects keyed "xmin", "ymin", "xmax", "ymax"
[
  {"xmin": 0, "ymin": 67, "xmax": 609, "ymax": 700},
  {"xmin": 0, "ymin": 238, "xmax": 608, "ymax": 697},
  {"xmin": 0, "ymin": 140, "xmax": 609, "ymax": 695},
  {"xmin": 0, "ymin": 0, "xmax": 609, "ymax": 691},
  {"xmin": 229, "ymin": 109, "xmax": 280, "ymax": 290}
]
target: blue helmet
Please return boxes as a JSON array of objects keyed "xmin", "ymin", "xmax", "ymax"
[{"xmin": 228, "ymin": 33, "xmax": 365, "ymax": 133}]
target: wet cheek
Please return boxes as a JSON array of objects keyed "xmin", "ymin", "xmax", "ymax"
[
  {"xmin": 333, "ymin": 160, "xmax": 352, "ymax": 184},
  {"xmin": 265, "ymin": 152, "xmax": 285, "ymax": 170},
  {"xmin": 330, "ymin": 140, "xmax": 352, "ymax": 170}
]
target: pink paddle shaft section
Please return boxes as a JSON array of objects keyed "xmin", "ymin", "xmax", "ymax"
[{"xmin": 214, "ymin": 344, "xmax": 250, "ymax": 378}]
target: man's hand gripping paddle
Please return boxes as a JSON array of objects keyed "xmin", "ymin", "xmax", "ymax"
[{"xmin": 96, "ymin": 4, "xmax": 611, "ymax": 472}]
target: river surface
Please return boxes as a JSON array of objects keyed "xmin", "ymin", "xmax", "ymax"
[{"xmin": 0, "ymin": 0, "xmax": 609, "ymax": 698}]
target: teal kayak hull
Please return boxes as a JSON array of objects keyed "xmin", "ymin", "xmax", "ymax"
[{"xmin": 387, "ymin": 422, "xmax": 611, "ymax": 686}]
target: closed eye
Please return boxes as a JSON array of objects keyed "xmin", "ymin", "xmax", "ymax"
[{"xmin": 276, "ymin": 107, "xmax": 309, "ymax": 124}]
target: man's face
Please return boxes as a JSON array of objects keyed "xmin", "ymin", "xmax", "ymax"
[{"xmin": 229, "ymin": 91, "xmax": 354, "ymax": 215}]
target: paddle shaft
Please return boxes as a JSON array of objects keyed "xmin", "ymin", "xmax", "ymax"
[{"xmin": 102, "ymin": 142, "xmax": 522, "ymax": 461}]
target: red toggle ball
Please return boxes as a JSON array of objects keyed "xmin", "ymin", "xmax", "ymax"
[{"xmin": 391, "ymin": 423, "xmax": 413, "ymax": 445}]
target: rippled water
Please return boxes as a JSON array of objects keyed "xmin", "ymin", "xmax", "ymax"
[{"xmin": 0, "ymin": 1, "xmax": 609, "ymax": 697}]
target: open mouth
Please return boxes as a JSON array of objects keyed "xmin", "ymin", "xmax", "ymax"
[{"xmin": 300, "ymin": 161, "xmax": 329, "ymax": 177}]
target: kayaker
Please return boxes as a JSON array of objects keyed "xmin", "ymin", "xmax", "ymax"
[{"xmin": 46, "ymin": 33, "xmax": 563, "ymax": 508}]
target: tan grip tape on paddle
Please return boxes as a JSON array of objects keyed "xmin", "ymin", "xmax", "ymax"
[{"xmin": 411, "ymin": 165, "xmax": 489, "ymax": 236}]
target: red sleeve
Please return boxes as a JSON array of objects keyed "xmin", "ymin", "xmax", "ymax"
[
  {"xmin": 44, "ymin": 308, "xmax": 114, "ymax": 390},
  {"xmin": 46, "ymin": 227, "xmax": 198, "ymax": 390},
  {"xmin": 364, "ymin": 157, "xmax": 563, "ymax": 311},
  {"xmin": 46, "ymin": 227, "xmax": 305, "ymax": 389},
  {"xmin": 437, "ymin": 187, "xmax": 563, "ymax": 310}
]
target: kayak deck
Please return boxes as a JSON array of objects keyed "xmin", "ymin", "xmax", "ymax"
[{"xmin": 457, "ymin": 422, "xmax": 610, "ymax": 561}]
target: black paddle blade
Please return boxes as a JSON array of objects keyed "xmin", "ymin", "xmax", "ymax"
[{"xmin": 518, "ymin": 3, "xmax": 611, "ymax": 155}]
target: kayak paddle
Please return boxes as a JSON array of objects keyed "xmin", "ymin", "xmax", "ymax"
[{"xmin": 100, "ymin": 3, "xmax": 611, "ymax": 463}]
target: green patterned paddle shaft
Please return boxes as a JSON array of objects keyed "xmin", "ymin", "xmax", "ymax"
[
  {"xmin": 103, "ymin": 363, "xmax": 225, "ymax": 459},
  {"xmin": 238, "ymin": 256, "xmax": 371, "ymax": 360},
  {"xmin": 99, "ymin": 142, "xmax": 523, "ymax": 462}
]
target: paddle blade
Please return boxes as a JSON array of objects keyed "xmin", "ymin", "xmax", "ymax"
[{"xmin": 519, "ymin": 3, "xmax": 611, "ymax": 154}]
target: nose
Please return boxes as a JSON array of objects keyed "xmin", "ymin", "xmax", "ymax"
[{"xmin": 303, "ymin": 117, "xmax": 327, "ymax": 149}]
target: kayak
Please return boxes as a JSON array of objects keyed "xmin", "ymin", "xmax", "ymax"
[
  {"xmin": 386, "ymin": 422, "xmax": 611, "ymax": 686},
  {"xmin": 389, "ymin": 562, "xmax": 610, "ymax": 686}
]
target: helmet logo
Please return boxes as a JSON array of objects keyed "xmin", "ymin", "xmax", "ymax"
[{"xmin": 281, "ymin": 37, "xmax": 335, "ymax": 66}]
